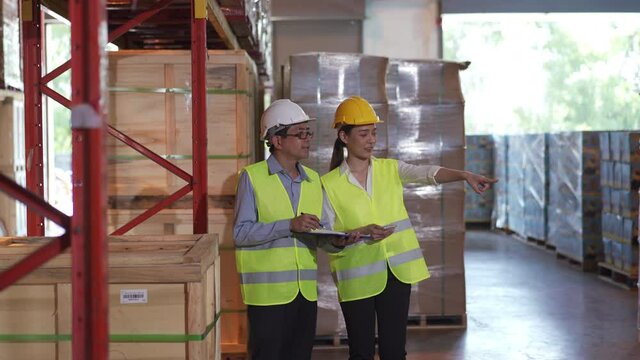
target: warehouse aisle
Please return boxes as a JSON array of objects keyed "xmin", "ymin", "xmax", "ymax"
[{"xmin": 312, "ymin": 230, "xmax": 640, "ymax": 360}]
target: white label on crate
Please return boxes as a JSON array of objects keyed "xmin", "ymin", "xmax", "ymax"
[{"xmin": 120, "ymin": 289, "xmax": 148, "ymax": 304}]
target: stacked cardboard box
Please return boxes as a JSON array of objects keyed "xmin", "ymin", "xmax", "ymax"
[
  {"xmin": 287, "ymin": 54, "xmax": 468, "ymax": 335},
  {"xmin": 387, "ymin": 59, "xmax": 467, "ymax": 320},
  {"xmin": 287, "ymin": 52, "xmax": 389, "ymax": 337},
  {"xmin": 464, "ymin": 135, "xmax": 494, "ymax": 223},
  {"xmin": 0, "ymin": 0, "xmax": 21, "ymax": 90},
  {"xmin": 0, "ymin": 234, "xmax": 219, "ymax": 359},
  {"xmin": 106, "ymin": 50, "xmax": 257, "ymax": 353},
  {"xmin": 0, "ymin": 93, "xmax": 26, "ymax": 236},
  {"xmin": 601, "ymin": 132, "xmax": 639, "ymax": 276},
  {"xmin": 547, "ymin": 132, "xmax": 602, "ymax": 269}
]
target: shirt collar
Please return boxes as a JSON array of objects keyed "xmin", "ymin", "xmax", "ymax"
[
  {"xmin": 338, "ymin": 156, "xmax": 376, "ymax": 176},
  {"xmin": 266, "ymin": 155, "xmax": 311, "ymax": 181}
]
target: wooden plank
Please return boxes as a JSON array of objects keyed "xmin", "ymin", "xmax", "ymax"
[
  {"xmin": 187, "ymin": 281, "xmax": 207, "ymax": 359},
  {"xmin": 206, "ymin": 0, "xmax": 240, "ymax": 50}
]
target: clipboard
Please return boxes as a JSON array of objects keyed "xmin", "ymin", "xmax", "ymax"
[{"xmin": 303, "ymin": 229, "xmax": 373, "ymax": 239}]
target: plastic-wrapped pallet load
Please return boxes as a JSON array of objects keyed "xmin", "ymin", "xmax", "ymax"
[
  {"xmin": 492, "ymin": 135, "xmax": 509, "ymax": 229},
  {"xmin": 523, "ymin": 134, "xmax": 548, "ymax": 241},
  {"xmin": 0, "ymin": 0, "xmax": 22, "ymax": 90},
  {"xmin": 547, "ymin": 132, "xmax": 602, "ymax": 270},
  {"xmin": 287, "ymin": 52, "xmax": 390, "ymax": 339},
  {"xmin": 464, "ymin": 135, "xmax": 494, "ymax": 224},
  {"xmin": 386, "ymin": 58, "xmax": 468, "ymax": 324},
  {"xmin": 506, "ymin": 135, "xmax": 526, "ymax": 236},
  {"xmin": 286, "ymin": 54, "xmax": 468, "ymax": 337}
]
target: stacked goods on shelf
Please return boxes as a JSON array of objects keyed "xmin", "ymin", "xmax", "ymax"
[
  {"xmin": 219, "ymin": 0, "xmax": 272, "ymax": 81},
  {"xmin": 0, "ymin": 234, "xmax": 220, "ymax": 359},
  {"xmin": 287, "ymin": 54, "xmax": 469, "ymax": 336},
  {"xmin": 0, "ymin": 93, "xmax": 26, "ymax": 236},
  {"xmin": 601, "ymin": 132, "xmax": 639, "ymax": 279},
  {"xmin": 547, "ymin": 132, "xmax": 602, "ymax": 270},
  {"xmin": 387, "ymin": 59, "xmax": 468, "ymax": 323},
  {"xmin": 107, "ymin": 50, "xmax": 257, "ymax": 353},
  {"xmin": 464, "ymin": 135, "xmax": 494, "ymax": 224},
  {"xmin": 492, "ymin": 136, "xmax": 508, "ymax": 229},
  {"xmin": 0, "ymin": 0, "xmax": 21, "ymax": 90},
  {"xmin": 287, "ymin": 52, "xmax": 390, "ymax": 338},
  {"xmin": 523, "ymin": 134, "xmax": 548, "ymax": 241}
]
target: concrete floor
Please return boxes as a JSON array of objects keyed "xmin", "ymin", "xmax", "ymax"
[{"xmin": 312, "ymin": 230, "xmax": 640, "ymax": 360}]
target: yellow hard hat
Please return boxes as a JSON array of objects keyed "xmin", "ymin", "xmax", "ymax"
[{"xmin": 332, "ymin": 96, "xmax": 382, "ymax": 129}]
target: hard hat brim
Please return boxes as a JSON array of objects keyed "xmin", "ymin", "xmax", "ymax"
[
  {"xmin": 333, "ymin": 118, "xmax": 383, "ymax": 129},
  {"xmin": 261, "ymin": 118, "xmax": 316, "ymax": 141}
]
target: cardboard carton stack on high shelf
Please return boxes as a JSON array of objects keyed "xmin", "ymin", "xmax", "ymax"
[{"xmin": 286, "ymin": 54, "xmax": 469, "ymax": 337}]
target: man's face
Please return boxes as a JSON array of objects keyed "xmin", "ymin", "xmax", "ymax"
[{"xmin": 272, "ymin": 122, "xmax": 314, "ymax": 161}]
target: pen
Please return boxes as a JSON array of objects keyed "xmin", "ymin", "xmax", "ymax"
[{"xmin": 301, "ymin": 212, "xmax": 324, "ymax": 229}]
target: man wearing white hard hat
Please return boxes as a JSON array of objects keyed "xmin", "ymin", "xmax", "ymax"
[{"xmin": 233, "ymin": 99, "xmax": 347, "ymax": 360}]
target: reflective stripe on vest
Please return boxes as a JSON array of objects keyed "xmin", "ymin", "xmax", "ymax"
[
  {"xmin": 236, "ymin": 160, "xmax": 322, "ymax": 306},
  {"xmin": 321, "ymin": 158, "xmax": 430, "ymax": 302},
  {"xmin": 240, "ymin": 269, "xmax": 318, "ymax": 284}
]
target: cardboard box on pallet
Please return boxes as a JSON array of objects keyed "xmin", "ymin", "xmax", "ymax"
[
  {"xmin": 492, "ymin": 136, "xmax": 509, "ymax": 230},
  {"xmin": 523, "ymin": 134, "xmax": 548, "ymax": 241},
  {"xmin": 0, "ymin": 235, "xmax": 220, "ymax": 360},
  {"xmin": 506, "ymin": 135, "xmax": 526, "ymax": 236}
]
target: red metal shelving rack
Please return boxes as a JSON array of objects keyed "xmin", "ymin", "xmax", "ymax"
[{"xmin": 0, "ymin": 0, "xmax": 214, "ymax": 357}]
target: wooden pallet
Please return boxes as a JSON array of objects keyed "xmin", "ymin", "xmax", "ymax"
[
  {"xmin": 407, "ymin": 314, "xmax": 467, "ymax": 330},
  {"xmin": 597, "ymin": 262, "xmax": 638, "ymax": 290},
  {"xmin": 555, "ymin": 251, "xmax": 597, "ymax": 272}
]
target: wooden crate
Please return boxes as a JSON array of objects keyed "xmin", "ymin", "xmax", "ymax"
[
  {"xmin": 0, "ymin": 92, "xmax": 26, "ymax": 236},
  {"xmin": 0, "ymin": 234, "xmax": 220, "ymax": 360},
  {"xmin": 107, "ymin": 50, "xmax": 257, "ymax": 201},
  {"xmin": 106, "ymin": 209, "xmax": 248, "ymax": 350}
]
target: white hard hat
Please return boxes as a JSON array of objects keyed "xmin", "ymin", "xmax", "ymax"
[{"xmin": 261, "ymin": 99, "xmax": 314, "ymax": 141}]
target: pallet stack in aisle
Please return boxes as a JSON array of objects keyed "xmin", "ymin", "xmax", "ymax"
[
  {"xmin": 600, "ymin": 131, "xmax": 639, "ymax": 287},
  {"xmin": 0, "ymin": 92, "xmax": 26, "ymax": 236},
  {"xmin": 506, "ymin": 135, "xmax": 526, "ymax": 235},
  {"xmin": 0, "ymin": 0, "xmax": 22, "ymax": 90},
  {"xmin": 287, "ymin": 52, "xmax": 390, "ymax": 339},
  {"xmin": 106, "ymin": 50, "xmax": 257, "ymax": 355},
  {"xmin": 492, "ymin": 135, "xmax": 509, "ymax": 229},
  {"xmin": 523, "ymin": 134, "xmax": 548, "ymax": 241},
  {"xmin": 0, "ymin": 234, "xmax": 220, "ymax": 359},
  {"xmin": 547, "ymin": 132, "xmax": 602, "ymax": 271},
  {"xmin": 387, "ymin": 59, "xmax": 467, "ymax": 326},
  {"xmin": 286, "ymin": 54, "xmax": 469, "ymax": 338},
  {"xmin": 464, "ymin": 135, "xmax": 494, "ymax": 224}
]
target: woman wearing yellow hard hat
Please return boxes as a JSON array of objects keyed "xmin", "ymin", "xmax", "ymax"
[{"xmin": 321, "ymin": 96, "xmax": 497, "ymax": 360}]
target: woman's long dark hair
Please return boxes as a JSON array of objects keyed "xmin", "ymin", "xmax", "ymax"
[{"xmin": 330, "ymin": 125, "xmax": 354, "ymax": 171}]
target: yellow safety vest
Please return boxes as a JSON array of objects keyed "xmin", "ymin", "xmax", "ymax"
[
  {"xmin": 236, "ymin": 160, "xmax": 323, "ymax": 306},
  {"xmin": 321, "ymin": 158, "xmax": 429, "ymax": 302}
]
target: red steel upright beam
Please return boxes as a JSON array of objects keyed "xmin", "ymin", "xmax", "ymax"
[
  {"xmin": 22, "ymin": 0, "xmax": 45, "ymax": 235},
  {"xmin": 192, "ymin": 0, "xmax": 208, "ymax": 234},
  {"xmin": 69, "ymin": 0, "xmax": 109, "ymax": 358}
]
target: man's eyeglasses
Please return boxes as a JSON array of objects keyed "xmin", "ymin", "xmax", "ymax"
[{"xmin": 280, "ymin": 130, "xmax": 314, "ymax": 140}]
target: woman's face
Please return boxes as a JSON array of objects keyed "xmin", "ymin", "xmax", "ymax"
[{"xmin": 340, "ymin": 124, "xmax": 377, "ymax": 160}]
